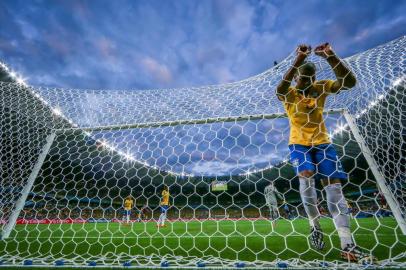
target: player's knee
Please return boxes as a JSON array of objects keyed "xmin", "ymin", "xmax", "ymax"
[{"xmin": 299, "ymin": 170, "xmax": 315, "ymax": 178}]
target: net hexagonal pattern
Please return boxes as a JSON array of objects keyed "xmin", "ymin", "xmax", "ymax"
[{"xmin": 0, "ymin": 36, "xmax": 405, "ymax": 268}]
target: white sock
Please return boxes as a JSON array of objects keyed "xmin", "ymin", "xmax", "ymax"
[
  {"xmin": 158, "ymin": 213, "xmax": 164, "ymax": 225},
  {"xmin": 299, "ymin": 177, "xmax": 321, "ymax": 229},
  {"xmin": 325, "ymin": 183, "xmax": 353, "ymax": 249},
  {"xmin": 126, "ymin": 215, "xmax": 130, "ymax": 223},
  {"xmin": 161, "ymin": 213, "xmax": 167, "ymax": 225}
]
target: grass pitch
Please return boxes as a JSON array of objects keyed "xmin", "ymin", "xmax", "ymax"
[{"xmin": 1, "ymin": 217, "xmax": 405, "ymax": 268}]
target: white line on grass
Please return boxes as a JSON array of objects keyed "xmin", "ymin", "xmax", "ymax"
[{"xmin": 13, "ymin": 233, "xmax": 398, "ymax": 240}]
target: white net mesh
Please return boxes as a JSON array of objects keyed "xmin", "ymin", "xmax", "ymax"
[{"xmin": 0, "ymin": 36, "xmax": 405, "ymax": 268}]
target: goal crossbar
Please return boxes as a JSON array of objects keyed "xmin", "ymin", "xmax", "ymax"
[{"xmin": 55, "ymin": 109, "xmax": 345, "ymax": 133}]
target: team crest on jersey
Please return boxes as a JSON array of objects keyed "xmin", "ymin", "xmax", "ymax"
[{"xmin": 292, "ymin": 158, "xmax": 299, "ymax": 167}]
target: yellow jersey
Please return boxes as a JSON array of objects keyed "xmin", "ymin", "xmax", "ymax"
[
  {"xmin": 124, "ymin": 198, "xmax": 134, "ymax": 210},
  {"xmin": 161, "ymin": 190, "xmax": 170, "ymax": 206},
  {"xmin": 278, "ymin": 80, "xmax": 335, "ymax": 146}
]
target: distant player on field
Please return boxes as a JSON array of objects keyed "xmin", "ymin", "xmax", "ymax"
[
  {"xmin": 276, "ymin": 42, "xmax": 376, "ymax": 263},
  {"xmin": 123, "ymin": 196, "xmax": 134, "ymax": 224},
  {"xmin": 282, "ymin": 201, "xmax": 293, "ymax": 220},
  {"xmin": 374, "ymin": 192, "xmax": 392, "ymax": 218},
  {"xmin": 347, "ymin": 202, "xmax": 353, "ymax": 218},
  {"xmin": 264, "ymin": 182, "xmax": 283, "ymax": 227},
  {"xmin": 157, "ymin": 186, "xmax": 170, "ymax": 228},
  {"xmin": 137, "ymin": 204, "xmax": 148, "ymax": 222}
]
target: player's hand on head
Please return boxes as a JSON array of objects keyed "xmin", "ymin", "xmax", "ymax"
[
  {"xmin": 314, "ymin": 42, "xmax": 335, "ymax": 58},
  {"xmin": 296, "ymin": 44, "xmax": 311, "ymax": 58}
]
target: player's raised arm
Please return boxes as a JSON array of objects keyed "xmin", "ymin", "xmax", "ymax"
[
  {"xmin": 314, "ymin": 43, "xmax": 356, "ymax": 93},
  {"xmin": 276, "ymin": 45, "xmax": 311, "ymax": 101}
]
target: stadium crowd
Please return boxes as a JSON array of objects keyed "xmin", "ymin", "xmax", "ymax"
[{"xmin": 15, "ymin": 196, "xmax": 392, "ymax": 222}]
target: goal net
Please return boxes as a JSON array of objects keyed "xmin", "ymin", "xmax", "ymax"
[{"xmin": 0, "ymin": 36, "xmax": 405, "ymax": 268}]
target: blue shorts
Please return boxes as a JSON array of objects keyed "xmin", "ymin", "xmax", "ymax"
[
  {"xmin": 124, "ymin": 210, "xmax": 131, "ymax": 216},
  {"xmin": 289, "ymin": 144, "xmax": 347, "ymax": 180},
  {"xmin": 160, "ymin": 205, "xmax": 169, "ymax": 213}
]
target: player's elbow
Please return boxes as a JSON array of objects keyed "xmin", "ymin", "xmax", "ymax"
[
  {"xmin": 276, "ymin": 84, "xmax": 282, "ymax": 94},
  {"xmin": 276, "ymin": 84, "xmax": 287, "ymax": 96},
  {"xmin": 344, "ymin": 74, "xmax": 356, "ymax": 89}
]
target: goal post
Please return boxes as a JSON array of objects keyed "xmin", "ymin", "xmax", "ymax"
[
  {"xmin": 343, "ymin": 110, "xmax": 406, "ymax": 235},
  {"xmin": 1, "ymin": 133, "xmax": 56, "ymax": 240}
]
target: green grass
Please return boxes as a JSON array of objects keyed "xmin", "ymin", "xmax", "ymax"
[{"xmin": 1, "ymin": 217, "xmax": 405, "ymax": 268}]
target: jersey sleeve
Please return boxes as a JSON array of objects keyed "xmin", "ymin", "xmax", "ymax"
[{"xmin": 277, "ymin": 86, "xmax": 296, "ymax": 103}]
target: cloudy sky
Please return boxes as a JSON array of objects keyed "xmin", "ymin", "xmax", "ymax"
[
  {"xmin": 1, "ymin": 0, "xmax": 404, "ymax": 176},
  {"xmin": 0, "ymin": 0, "xmax": 405, "ymax": 90}
]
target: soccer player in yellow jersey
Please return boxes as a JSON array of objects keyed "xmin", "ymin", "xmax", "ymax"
[
  {"xmin": 157, "ymin": 186, "xmax": 170, "ymax": 227},
  {"xmin": 277, "ymin": 43, "xmax": 375, "ymax": 263},
  {"xmin": 123, "ymin": 196, "xmax": 134, "ymax": 224}
]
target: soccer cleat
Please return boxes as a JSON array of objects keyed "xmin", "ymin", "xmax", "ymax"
[
  {"xmin": 310, "ymin": 226, "xmax": 325, "ymax": 250},
  {"xmin": 341, "ymin": 244, "xmax": 377, "ymax": 264}
]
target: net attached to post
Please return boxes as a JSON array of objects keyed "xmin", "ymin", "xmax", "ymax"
[{"xmin": 0, "ymin": 36, "xmax": 405, "ymax": 268}]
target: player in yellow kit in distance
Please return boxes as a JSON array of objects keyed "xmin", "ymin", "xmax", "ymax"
[
  {"xmin": 123, "ymin": 196, "xmax": 134, "ymax": 224},
  {"xmin": 157, "ymin": 186, "xmax": 170, "ymax": 228},
  {"xmin": 276, "ymin": 43, "xmax": 376, "ymax": 263}
]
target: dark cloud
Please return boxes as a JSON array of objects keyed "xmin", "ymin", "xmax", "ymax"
[{"xmin": 0, "ymin": 0, "xmax": 405, "ymax": 90}]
